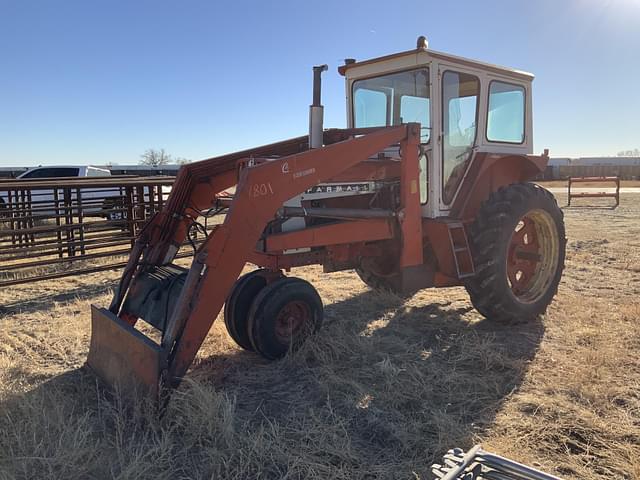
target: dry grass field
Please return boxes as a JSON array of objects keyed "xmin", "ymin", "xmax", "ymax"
[{"xmin": 0, "ymin": 190, "xmax": 639, "ymax": 479}]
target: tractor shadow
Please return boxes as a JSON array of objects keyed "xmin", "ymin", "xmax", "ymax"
[{"xmin": 190, "ymin": 288, "xmax": 545, "ymax": 461}]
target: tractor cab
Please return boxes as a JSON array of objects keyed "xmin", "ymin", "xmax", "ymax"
[{"xmin": 339, "ymin": 37, "xmax": 533, "ymax": 218}]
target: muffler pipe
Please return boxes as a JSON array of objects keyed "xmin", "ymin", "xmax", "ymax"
[{"xmin": 309, "ymin": 64, "xmax": 328, "ymax": 149}]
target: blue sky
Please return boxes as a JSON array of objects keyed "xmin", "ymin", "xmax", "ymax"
[{"xmin": 1, "ymin": 0, "xmax": 639, "ymax": 166}]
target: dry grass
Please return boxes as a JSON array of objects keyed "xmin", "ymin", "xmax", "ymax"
[{"xmin": 0, "ymin": 193, "xmax": 639, "ymax": 479}]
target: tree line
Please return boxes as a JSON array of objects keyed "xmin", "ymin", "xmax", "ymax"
[
  {"xmin": 617, "ymin": 148, "xmax": 640, "ymax": 157},
  {"xmin": 141, "ymin": 147, "xmax": 640, "ymax": 165},
  {"xmin": 139, "ymin": 148, "xmax": 190, "ymax": 166}
]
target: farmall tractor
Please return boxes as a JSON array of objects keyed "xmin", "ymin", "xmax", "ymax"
[{"xmin": 87, "ymin": 37, "xmax": 566, "ymax": 399}]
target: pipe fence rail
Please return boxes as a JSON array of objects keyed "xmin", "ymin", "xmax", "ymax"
[
  {"xmin": 567, "ymin": 176, "xmax": 620, "ymax": 208},
  {"xmin": 0, "ymin": 176, "xmax": 180, "ymax": 287}
]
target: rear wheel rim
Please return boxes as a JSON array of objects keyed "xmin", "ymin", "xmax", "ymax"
[
  {"xmin": 275, "ymin": 300, "xmax": 311, "ymax": 343},
  {"xmin": 506, "ymin": 209, "xmax": 560, "ymax": 304}
]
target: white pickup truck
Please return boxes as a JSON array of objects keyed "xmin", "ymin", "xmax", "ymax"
[
  {"xmin": 0, "ymin": 165, "xmax": 172, "ymax": 222},
  {"xmin": 16, "ymin": 165, "xmax": 111, "ymax": 179},
  {"xmin": 0, "ymin": 165, "xmax": 125, "ymax": 220}
]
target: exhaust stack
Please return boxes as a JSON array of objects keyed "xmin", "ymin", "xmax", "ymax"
[{"xmin": 309, "ymin": 64, "xmax": 328, "ymax": 149}]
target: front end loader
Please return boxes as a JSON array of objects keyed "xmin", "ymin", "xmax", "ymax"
[{"xmin": 87, "ymin": 37, "xmax": 566, "ymax": 400}]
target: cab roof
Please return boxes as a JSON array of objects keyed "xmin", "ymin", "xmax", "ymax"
[{"xmin": 338, "ymin": 46, "xmax": 534, "ymax": 82}]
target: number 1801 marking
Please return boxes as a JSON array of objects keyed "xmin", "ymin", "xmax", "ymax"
[{"xmin": 249, "ymin": 182, "xmax": 274, "ymax": 197}]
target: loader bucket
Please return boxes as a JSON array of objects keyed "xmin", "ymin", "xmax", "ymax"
[{"xmin": 86, "ymin": 305, "xmax": 166, "ymax": 399}]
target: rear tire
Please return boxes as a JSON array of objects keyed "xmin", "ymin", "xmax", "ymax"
[
  {"xmin": 465, "ymin": 183, "xmax": 566, "ymax": 323},
  {"xmin": 355, "ymin": 255, "xmax": 402, "ymax": 294},
  {"xmin": 247, "ymin": 277, "xmax": 323, "ymax": 360}
]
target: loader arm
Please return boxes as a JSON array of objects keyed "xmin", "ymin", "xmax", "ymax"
[
  {"xmin": 88, "ymin": 124, "xmax": 420, "ymax": 397},
  {"xmin": 108, "ymin": 127, "xmax": 398, "ymax": 316},
  {"xmin": 139, "ymin": 127, "xmax": 389, "ymax": 269}
]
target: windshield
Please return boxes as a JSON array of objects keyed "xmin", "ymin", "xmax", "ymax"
[{"xmin": 352, "ymin": 68, "xmax": 430, "ymax": 143}]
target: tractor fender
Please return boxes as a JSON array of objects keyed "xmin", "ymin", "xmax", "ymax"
[{"xmin": 450, "ymin": 152, "xmax": 548, "ymax": 219}]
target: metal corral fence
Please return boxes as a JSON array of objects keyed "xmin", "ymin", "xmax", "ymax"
[
  {"xmin": 540, "ymin": 157, "xmax": 640, "ymax": 180},
  {"xmin": 556, "ymin": 164, "xmax": 640, "ymax": 179},
  {"xmin": 0, "ymin": 176, "xmax": 180, "ymax": 287}
]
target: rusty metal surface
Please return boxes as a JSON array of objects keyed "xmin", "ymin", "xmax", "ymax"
[
  {"xmin": 450, "ymin": 152, "xmax": 549, "ymax": 219},
  {"xmin": 87, "ymin": 306, "xmax": 165, "ymax": 398},
  {"xmin": 265, "ymin": 218, "xmax": 394, "ymax": 252}
]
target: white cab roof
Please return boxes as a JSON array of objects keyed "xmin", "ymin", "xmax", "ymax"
[{"xmin": 339, "ymin": 46, "xmax": 534, "ymax": 82}]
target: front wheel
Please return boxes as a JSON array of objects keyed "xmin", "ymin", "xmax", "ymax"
[
  {"xmin": 224, "ymin": 269, "xmax": 276, "ymax": 351},
  {"xmin": 465, "ymin": 183, "xmax": 566, "ymax": 323},
  {"xmin": 247, "ymin": 277, "xmax": 323, "ymax": 360}
]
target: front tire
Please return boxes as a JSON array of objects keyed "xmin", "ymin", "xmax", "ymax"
[
  {"xmin": 224, "ymin": 269, "xmax": 275, "ymax": 351},
  {"xmin": 465, "ymin": 183, "xmax": 566, "ymax": 323},
  {"xmin": 247, "ymin": 277, "xmax": 323, "ymax": 360}
]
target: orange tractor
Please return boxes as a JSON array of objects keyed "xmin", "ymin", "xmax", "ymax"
[{"xmin": 87, "ymin": 37, "xmax": 566, "ymax": 399}]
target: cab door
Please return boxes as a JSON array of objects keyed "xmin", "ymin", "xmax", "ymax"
[
  {"xmin": 432, "ymin": 63, "xmax": 484, "ymax": 213},
  {"xmin": 421, "ymin": 66, "xmax": 439, "ymax": 218},
  {"xmin": 384, "ymin": 68, "xmax": 434, "ymax": 218}
]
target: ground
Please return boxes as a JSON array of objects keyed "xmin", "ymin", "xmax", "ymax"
[{"xmin": 0, "ymin": 189, "xmax": 638, "ymax": 479}]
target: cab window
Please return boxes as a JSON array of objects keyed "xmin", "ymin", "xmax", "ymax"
[
  {"xmin": 353, "ymin": 89, "xmax": 387, "ymax": 128},
  {"xmin": 353, "ymin": 68, "xmax": 430, "ymax": 143},
  {"xmin": 441, "ymin": 71, "xmax": 480, "ymax": 204},
  {"xmin": 487, "ymin": 81, "xmax": 525, "ymax": 143}
]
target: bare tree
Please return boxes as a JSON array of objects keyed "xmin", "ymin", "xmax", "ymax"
[
  {"xmin": 140, "ymin": 148, "xmax": 172, "ymax": 166},
  {"xmin": 617, "ymin": 148, "xmax": 640, "ymax": 157},
  {"xmin": 175, "ymin": 157, "xmax": 191, "ymax": 165}
]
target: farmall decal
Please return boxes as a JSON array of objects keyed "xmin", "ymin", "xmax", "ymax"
[{"xmin": 304, "ymin": 183, "xmax": 371, "ymax": 194}]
